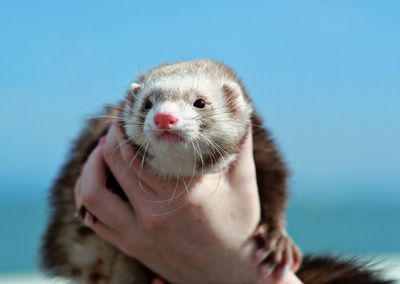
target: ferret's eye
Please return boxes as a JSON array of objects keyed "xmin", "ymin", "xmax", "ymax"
[
  {"xmin": 143, "ymin": 99, "xmax": 153, "ymax": 110},
  {"xmin": 193, "ymin": 99, "xmax": 205, "ymax": 108}
]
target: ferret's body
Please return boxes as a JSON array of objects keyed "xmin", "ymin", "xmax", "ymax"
[{"xmin": 42, "ymin": 60, "xmax": 393, "ymax": 284}]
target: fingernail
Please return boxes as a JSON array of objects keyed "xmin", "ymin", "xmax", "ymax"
[
  {"xmin": 79, "ymin": 206, "xmax": 87, "ymax": 220},
  {"xmin": 99, "ymin": 136, "xmax": 106, "ymax": 145},
  {"xmin": 287, "ymin": 259, "xmax": 293, "ymax": 271},
  {"xmin": 84, "ymin": 212, "xmax": 95, "ymax": 226},
  {"xmin": 84, "ymin": 213, "xmax": 92, "ymax": 226},
  {"xmin": 255, "ymin": 249, "xmax": 270, "ymax": 263},
  {"xmin": 282, "ymin": 264, "xmax": 290, "ymax": 277},
  {"xmin": 260, "ymin": 265, "xmax": 273, "ymax": 279}
]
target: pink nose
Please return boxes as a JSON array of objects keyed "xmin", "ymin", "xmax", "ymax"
[{"xmin": 153, "ymin": 113, "xmax": 178, "ymax": 129}]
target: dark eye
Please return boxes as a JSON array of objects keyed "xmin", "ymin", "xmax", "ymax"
[
  {"xmin": 144, "ymin": 99, "xmax": 153, "ymax": 110},
  {"xmin": 193, "ymin": 99, "xmax": 205, "ymax": 108}
]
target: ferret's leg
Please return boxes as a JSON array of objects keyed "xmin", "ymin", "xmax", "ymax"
[{"xmin": 251, "ymin": 115, "xmax": 302, "ymax": 279}]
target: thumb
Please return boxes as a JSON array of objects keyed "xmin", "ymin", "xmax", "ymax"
[{"xmin": 229, "ymin": 125, "xmax": 256, "ymax": 187}]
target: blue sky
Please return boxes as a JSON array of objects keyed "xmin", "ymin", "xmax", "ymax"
[{"xmin": 0, "ymin": 1, "xmax": 399, "ymax": 202}]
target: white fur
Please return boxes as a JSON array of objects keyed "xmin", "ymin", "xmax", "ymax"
[
  {"xmin": 225, "ymin": 80, "xmax": 248, "ymax": 113},
  {"xmin": 124, "ymin": 74, "xmax": 252, "ymax": 178},
  {"xmin": 130, "ymin": 82, "xmax": 140, "ymax": 89}
]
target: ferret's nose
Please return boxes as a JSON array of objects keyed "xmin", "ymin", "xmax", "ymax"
[{"xmin": 153, "ymin": 113, "xmax": 178, "ymax": 129}]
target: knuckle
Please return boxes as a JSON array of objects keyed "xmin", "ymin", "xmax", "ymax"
[
  {"xmin": 73, "ymin": 177, "xmax": 81, "ymax": 195},
  {"xmin": 102, "ymin": 141, "xmax": 113, "ymax": 162},
  {"xmin": 80, "ymin": 187, "xmax": 96, "ymax": 207},
  {"xmin": 118, "ymin": 143, "xmax": 132, "ymax": 162}
]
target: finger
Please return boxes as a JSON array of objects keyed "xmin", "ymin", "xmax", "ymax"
[
  {"xmin": 77, "ymin": 143, "xmax": 136, "ymax": 232},
  {"xmin": 113, "ymin": 122, "xmax": 181, "ymax": 193},
  {"xmin": 275, "ymin": 271, "xmax": 303, "ymax": 284},
  {"xmin": 259, "ymin": 265, "xmax": 303, "ymax": 284},
  {"xmin": 103, "ymin": 124, "xmax": 147, "ymax": 197},
  {"xmin": 82, "ymin": 211, "xmax": 136, "ymax": 258},
  {"xmin": 151, "ymin": 277, "xmax": 167, "ymax": 284},
  {"xmin": 113, "ymin": 121, "xmax": 139, "ymax": 164},
  {"xmin": 291, "ymin": 244, "xmax": 302, "ymax": 272},
  {"xmin": 103, "ymin": 123, "xmax": 165, "ymax": 200},
  {"xmin": 229, "ymin": 125, "xmax": 256, "ymax": 186}
]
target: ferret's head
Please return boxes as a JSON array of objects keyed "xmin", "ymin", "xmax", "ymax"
[{"xmin": 122, "ymin": 60, "xmax": 253, "ymax": 177}]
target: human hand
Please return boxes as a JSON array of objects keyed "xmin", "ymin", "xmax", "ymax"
[{"xmin": 75, "ymin": 122, "xmax": 302, "ymax": 284}]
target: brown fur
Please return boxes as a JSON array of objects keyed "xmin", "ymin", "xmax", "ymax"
[
  {"xmin": 297, "ymin": 256, "xmax": 394, "ymax": 284},
  {"xmin": 41, "ymin": 106, "xmax": 153, "ymax": 283}
]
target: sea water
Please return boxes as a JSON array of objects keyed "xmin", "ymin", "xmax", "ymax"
[{"xmin": 1, "ymin": 186, "xmax": 399, "ymax": 274}]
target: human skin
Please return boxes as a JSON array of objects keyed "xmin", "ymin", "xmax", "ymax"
[{"xmin": 74, "ymin": 122, "xmax": 302, "ymax": 284}]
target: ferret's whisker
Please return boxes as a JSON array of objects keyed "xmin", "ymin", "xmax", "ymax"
[
  {"xmin": 127, "ymin": 139, "xmax": 146, "ymax": 171},
  {"xmin": 182, "ymin": 177, "xmax": 191, "ymax": 201},
  {"xmin": 148, "ymin": 197, "xmax": 191, "ymax": 217},
  {"xmin": 208, "ymin": 168, "xmax": 222, "ymax": 199},
  {"xmin": 186, "ymin": 139, "xmax": 198, "ymax": 190},
  {"xmin": 167, "ymin": 176, "xmax": 180, "ymax": 204},
  {"xmin": 200, "ymin": 133, "xmax": 238, "ymax": 170},
  {"xmin": 143, "ymin": 187, "xmax": 187, "ymax": 204},
  {"xmin": 115, "ymin": 104, "xmax": 139, "ymax": 114},
  {"xmin": 209, "ymin": 172, "xmax": 228, "ymax": 210},
  {"xmin": 196, "ymin": 111, "xmax": 237, "ymax": 119},
  {"xmin": 86, "ymin": 115, "xmax": 124, "ymax": 121},
  {"xmin": 111, "ymin": 136, "xmax": 134, "ymax": 162},
  {"xmin": 138, "ymin": 143, "xmax": 149, "ymax": 193},
  {"xmin": 199, "ymin": 133, "xmax": 227, "ymax": 158},
  {"xmin": 123, "ymin": 121, "xmax": 145, "ymax": 125},
  {"xmin": 193, "ymin": 138, "xmax": 205, "ymax": 177}
]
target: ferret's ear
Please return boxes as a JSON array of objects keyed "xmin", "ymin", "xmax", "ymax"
[
  {"xmin": 126, "ymin": 82, "xmax": 141, "ymax": 103},
  {"xmin": 222, "ymin": 81, "xmax": 247, "ymax": 114},
  {"xmin": 130, "ymin": 82, "xmax": 141, "ymax": 95}
]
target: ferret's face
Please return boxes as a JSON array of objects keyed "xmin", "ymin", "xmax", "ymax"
[{"xmin": 122, "ymin": 75, "xmax": 252, "ymax": 177}]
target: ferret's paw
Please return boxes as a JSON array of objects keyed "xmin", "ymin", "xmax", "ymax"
[{"xmin": 252, "ymin": 223, "xmax": 302, "ymax": 280}]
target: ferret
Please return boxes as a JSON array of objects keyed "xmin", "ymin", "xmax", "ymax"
[{"xmin": 41, "ymin": 60, "xmax": 393, "ymax": 284}]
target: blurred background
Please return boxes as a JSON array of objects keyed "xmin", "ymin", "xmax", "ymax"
[{"xmin": 0, "ymin": 0, "xmax": 399, "ymax": 281}]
